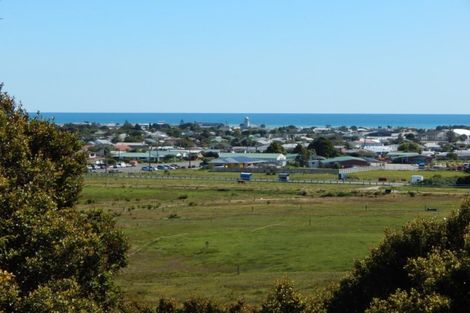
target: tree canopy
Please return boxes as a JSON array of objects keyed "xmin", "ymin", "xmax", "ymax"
[
  {"xmin": 308, "ymin": 137, "xmax": 338, "ymax": 158},
  {"xmin": 293, "ymin": 144, "xmax": 311, "ymax": 167},
  {"xmin": 265, "ymin": 141, "xmax": 285, "ymax": 154},
  {"xmin": 398, "ymin": 141, "xmax": 422, "ymax": 153},
  {"xmin": 0, "ymin": 85, "xmax": 128, "ymax": 312}
]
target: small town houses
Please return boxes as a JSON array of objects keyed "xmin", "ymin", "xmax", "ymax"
[{"xmin": 72, "ymin": 119, "xmax": 470, "ymax": 171}]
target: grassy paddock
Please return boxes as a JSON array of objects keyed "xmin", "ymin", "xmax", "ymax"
[
  {"xmin": 351, "ymin": 169, "xmax": 467, "ymax": 182},
  {"xmin": 98, "ymin": 168, "xmax": 467, "ymax": 183},
  {"xmin": 290, "ymin": 169, "xmax": 466, "ymax": 182},
  {"xmin": 80, "ymin": 176, "xmax": 467, "ymax": 305}
]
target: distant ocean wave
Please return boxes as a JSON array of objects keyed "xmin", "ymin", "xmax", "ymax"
[{"xmin": 33, "ymin": 113, "xmax": 470, "ymax": 129}]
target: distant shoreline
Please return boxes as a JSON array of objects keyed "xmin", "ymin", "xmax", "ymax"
[{"xmin": 31, "ymin": 112, "xmax": 470, "ymax": 129}]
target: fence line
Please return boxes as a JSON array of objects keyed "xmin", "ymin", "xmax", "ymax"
[
  {"xmin": 86, "ymin": 173, "xmax": 402, "ymax": 187},
  {"xmin": 339, "ymin": 166, "xmax": 383, "ymax": 174},
  {"xmin": 210, "ymin": 167, "xmax": 339, "ymax": 174}
]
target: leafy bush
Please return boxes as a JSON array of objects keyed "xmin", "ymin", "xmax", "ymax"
[
  {"xmin": 419, "ymin": 175, "xmax": 458, "ymax": 187},
  {"xmin": 261, "ymin": 279, "xmax": 306, "ymax": 313},
  {"xmin": 365, "ymin": 289, "xmax": 450, "ymax": 313},
  {"xmin": 154, "ymin": 281, "xmax": 306, "ymax": 313},
  {"xmin": 155, "ymin": 298, "xmax": 253, "ymax": 313},
  {"xmin": 0, "ymin": 86, "xmax": 128, "ymax": 311}
]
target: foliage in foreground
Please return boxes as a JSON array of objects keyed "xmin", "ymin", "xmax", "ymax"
[
  {"xmin": 135, "ymin": 278, "xmax": 304, "ymax": 313},
  {"xmin": 0, "ymin": 85, "xmax": 128, "ymax": 312}
]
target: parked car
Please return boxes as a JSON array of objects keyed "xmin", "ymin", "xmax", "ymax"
[{"xmin": 141, "ymin": 166, "xmax": 157, "ymax": 171}]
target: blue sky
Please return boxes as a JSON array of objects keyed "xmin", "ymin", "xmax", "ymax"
[{"xmin": 1, "ymin": 1, "xmax": 470, "ymax": 113}]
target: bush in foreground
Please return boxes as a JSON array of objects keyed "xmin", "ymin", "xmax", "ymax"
[
  {"xmin": 151, "ymin": 279, "xmax": 302, "ymax": 313},
  {"xmin": 0, "ymin": 85, "xmax": 128, "ymax": 312}
]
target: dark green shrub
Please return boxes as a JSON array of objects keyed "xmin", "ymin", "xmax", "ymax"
[
  {"xmin": 456, "ymin": 175, "xmax": 470, "ymax": 185},
  {"xmin": 419, "ymin": 175, "xmax": 458, "ymax": 187}
]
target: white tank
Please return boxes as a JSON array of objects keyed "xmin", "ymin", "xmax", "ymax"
[{"xmin": 410, "ymin": 175, "xmax": 424, "ymax": 184}]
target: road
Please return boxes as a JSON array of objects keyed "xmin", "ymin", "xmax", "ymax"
[{"xmin": 90, "ymin": 160, "xmax": 202, "ymax": 174}]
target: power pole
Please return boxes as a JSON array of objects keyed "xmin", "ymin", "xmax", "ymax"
[
  {"xmin": 104, "ymin": 148, "xmax": 108, "ymax": 174},
  {"xmin": 188, "ymin": 149, "xmax": 192, "ymax": 168}
]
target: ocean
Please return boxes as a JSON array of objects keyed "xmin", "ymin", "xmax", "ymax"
[{"xmin": 34, "ymin": 113, "xmax": 470, "ymax": 129}]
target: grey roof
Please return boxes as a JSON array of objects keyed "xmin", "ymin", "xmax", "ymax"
[
  {"xmin": 209, "ymin": 156, "xmax": 268, "ymax": 164},
  {"xmin": 110, "ymin": 151, "xmax": 183, "ymax": 158},
  {"xmin": 321, "ymin": 156, "xmax": 369, "ymax": 164},
  {"xmin": 388, "ymin": 152, "xmax": 421, "ymax": 157},
  {"xmin": 218, "ymin": 152, "xmax": 285, "ymax": 160}
]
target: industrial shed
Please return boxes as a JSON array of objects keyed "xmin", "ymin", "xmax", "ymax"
[{"xmin": 320, "ymin": 156, "xmax": 370, "ymax": 169}]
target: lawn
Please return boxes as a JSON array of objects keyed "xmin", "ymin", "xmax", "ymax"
[{"xmin": 80, "ymin": 176, "xmax": 467, "ymax": 305}]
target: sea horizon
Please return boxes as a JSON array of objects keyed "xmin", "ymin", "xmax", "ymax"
[{"xmin": 33, "ymin": 112, "xmax": 470, "ymax": 129}]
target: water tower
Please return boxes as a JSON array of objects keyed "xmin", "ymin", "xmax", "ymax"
[{"xmin": 243, "ymin": 116, "xmax": 250, "ymax": 128}]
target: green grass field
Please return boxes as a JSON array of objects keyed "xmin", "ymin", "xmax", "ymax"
[
  {"xmin": 79, "ymin": 174, "xmax": 469, "ymax": 305},
  {"xmin": 103, "ymin": 168, "xmax": 467, "ymax": 182}
]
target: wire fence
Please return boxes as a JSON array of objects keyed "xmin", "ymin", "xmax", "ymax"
[{"xmin": 86, "ymin": 172, "xmax": 403, "ymax": 187}]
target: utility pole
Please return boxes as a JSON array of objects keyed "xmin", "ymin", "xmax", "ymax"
[
  {"xmin": 156, "ymin": 140, "xmax": 160, "ymax": 164},
  {"xmin": 104, "ymin": 148, "xmax": 108, "ymax": 174},
  {"xmin": 148, "ymin": 144, "xmax": 152, "ymax": 168},
  {"xmin": 188, "ymin": 148, "xmax": 192, "ymax": 168}
]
